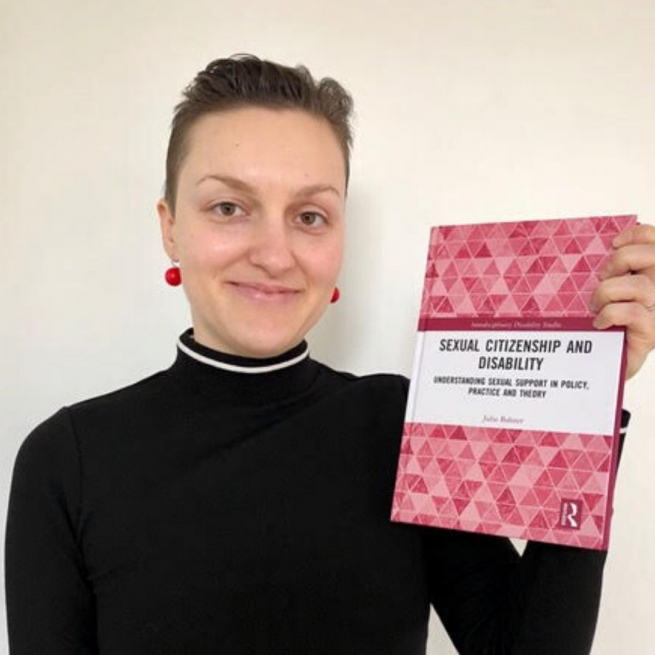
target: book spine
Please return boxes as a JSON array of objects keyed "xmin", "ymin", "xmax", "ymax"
[
  {"xmin": 404, "ymin": 331, "xmax": 426, "ymax": 423},
  {"xmin": 602, "ymin": 328, "xmax": 629, "ymax": 549}
]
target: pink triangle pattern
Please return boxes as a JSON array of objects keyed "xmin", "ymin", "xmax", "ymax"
[
  {"xmin": 392, "ymin": 423, "xmax": 614, "ymax": 549},
  {"xmin": 421, "ymin": 216, "xmax": 637, "ymax": 320}
]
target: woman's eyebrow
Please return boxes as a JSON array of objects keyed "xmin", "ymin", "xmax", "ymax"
[
  {"xmin": 196, "ymin": 174, "xmax": 341, "ymax": 199},
  {"xmin": 294, "ymin": 183, "xmax": 342, "ymax": 199},
  {"xmin": 196, "ymin": 174, "xmax": 254, "ymax": 193}
]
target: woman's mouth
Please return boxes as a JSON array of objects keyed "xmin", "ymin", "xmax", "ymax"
[{"xmin": 228, "ymin": 282, "xmax": 301, "ymax": 303}]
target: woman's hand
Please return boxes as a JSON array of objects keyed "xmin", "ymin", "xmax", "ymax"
[{"xmin": 589, "ymin": 223, "xmax": 655, "ymax": 380}]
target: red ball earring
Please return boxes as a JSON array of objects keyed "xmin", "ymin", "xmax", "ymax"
[
  {"xmin": 165, "ymin": 263, "xmax": 181, "ymax": 286},
  {"xmin": 331, "ymin": 287, "xmax": 340, "ymax": 303}
]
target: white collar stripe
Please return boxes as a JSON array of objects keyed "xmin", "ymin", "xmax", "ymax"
[{"xmin": 177, "ymin": 339, "xmax": 309, "ymax": 374}]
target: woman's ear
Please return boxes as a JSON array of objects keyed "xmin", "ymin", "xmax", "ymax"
[{"xmin": 157, "ymin": 199, "xmax": 178, "ymax": 261}]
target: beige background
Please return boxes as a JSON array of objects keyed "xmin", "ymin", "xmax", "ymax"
[{"xmin": 2, "ymin": 0, "xmax": 654, "ymax": 652}]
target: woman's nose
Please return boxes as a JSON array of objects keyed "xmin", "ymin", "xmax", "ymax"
[{"xmin": 247, "ymin": 216, "xmax": 295, "ymax": 276}]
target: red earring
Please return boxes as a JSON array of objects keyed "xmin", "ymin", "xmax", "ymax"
[
  {"xmin": 330, "ymin": 287, "xmax": 340, "ymax": 303},
  {"xmin": 165, "ymin": 263, "xmax": 181, "ymax": 286}
]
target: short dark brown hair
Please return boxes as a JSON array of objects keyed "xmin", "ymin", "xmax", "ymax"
[{"xmin": 164, "ymin": 54, "xmax": 354, "ymax": 210}]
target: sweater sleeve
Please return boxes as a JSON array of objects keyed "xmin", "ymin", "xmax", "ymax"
[
  {"xmin": 5, "ymin": 408, "xmax": 97, "ymax": 654},
  {"xmin": 424, "ymin": 410, "xmax": 630, "ymax": 655}
]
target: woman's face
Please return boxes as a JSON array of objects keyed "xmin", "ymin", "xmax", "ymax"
[{"xmin": 158, "ymin": 107, "xmax": 346, "ymax": 358}]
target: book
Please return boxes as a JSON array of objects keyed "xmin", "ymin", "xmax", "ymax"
[{"xmin": 391, "ymin": 215, "xmax": 637, "ymax": 550}]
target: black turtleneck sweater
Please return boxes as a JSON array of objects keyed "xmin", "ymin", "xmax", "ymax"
[{"xmin": 5, "ymin": 331, "xmax": 628, "ymax": 654}]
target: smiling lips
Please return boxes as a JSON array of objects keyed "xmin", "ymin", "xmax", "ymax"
[{"xmin": 229, "ymin": 281, "xmax": 301, "ymax": 303}]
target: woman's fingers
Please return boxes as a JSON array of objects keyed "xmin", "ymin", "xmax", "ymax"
[
  {"xmin": 611, "ymin": 223, "xmax": 655, "ymax": 248},
  {"xmin": 592, "ymin": 301, "xmax": 655, "ymax": 379},
  {"xmin": 589, "ymin": 273, "xmax": 655, "ymax": 312},
  {"xmin": 599, "ymin": 244, "xmax": 655, "ymax": 281},
  {"xmin": 593, "ymin": 301, "xmax": 654, "ymax": 333},
  {"xmin": 600, "ymin": 224, "xmax": 655, "ymax": 280},
  {"xmin": 591, "ymin": 223, "xmax": 655, "ymax": 379}
]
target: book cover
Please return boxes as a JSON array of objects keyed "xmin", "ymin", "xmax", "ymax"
[{"xmin": 391, "ymin": 215, "xmax": 637, "ymax": 550}]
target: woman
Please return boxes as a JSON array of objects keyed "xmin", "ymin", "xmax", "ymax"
[{"xmin": 5, "ymin": 55, "xmax": 655, "ymax": 654}]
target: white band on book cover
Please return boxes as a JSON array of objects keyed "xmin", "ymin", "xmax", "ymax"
[{"xmin": 406, "ymin": 329, "xmax": 624, "ymax": 436}]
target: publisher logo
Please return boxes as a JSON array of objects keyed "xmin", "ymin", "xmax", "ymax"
[{"xmin": 559, "ymin": 500, "xmax": 582, "ymax": 530}]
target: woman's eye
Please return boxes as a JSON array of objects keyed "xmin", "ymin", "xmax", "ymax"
[
  {"xmin": 297, "ymin": 212, "xmax": 326, "ymax": 228},
  {"xmin": 211, "ymin": 202, "xmax": 244, "ymax": 218}
]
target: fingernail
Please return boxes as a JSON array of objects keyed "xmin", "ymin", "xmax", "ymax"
[
  {"xmin": 592, "ymin": 316, "xmax": 605, "ymax": 329},
  {"xmin": 612, "ymin": 229, "xmax": 632, "ymax": 247}
]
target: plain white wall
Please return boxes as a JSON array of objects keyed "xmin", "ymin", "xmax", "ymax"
[{"xmin": 2, "ymin": 0, "xmax": 654, "ymax": 652}]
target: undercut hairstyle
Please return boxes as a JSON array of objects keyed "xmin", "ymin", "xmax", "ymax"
[{"xmin": 164, "ymin": 54, "xmax": 354, "ymax": 210}]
